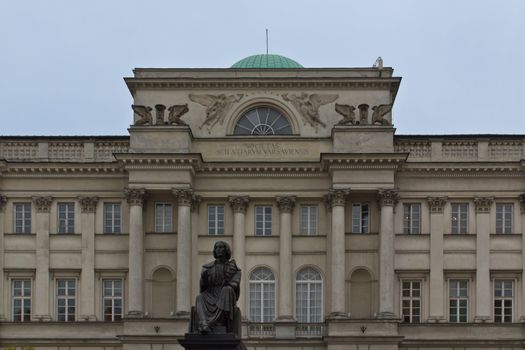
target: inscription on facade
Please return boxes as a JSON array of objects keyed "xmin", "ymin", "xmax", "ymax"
[{"xmin": 215, "ymin": 143, "xmax": 309, "ymax": 159}]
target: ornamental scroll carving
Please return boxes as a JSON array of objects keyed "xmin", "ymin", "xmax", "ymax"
[
  {"xmin": 427, "ymin": 197, "xmax": 448, "ymax": 213},
  {"xmin": 189, "ymin": 94, "xmax": 244, "ymax": 131},
  {"xmin": 0, "ymin": 195, "xmax": 7, "ymax": 212},
  {"xmin": 173, "ymin": 188, "xmax": 201, "ymax": 211},
  {"xmin": 229, "ymin": 196, "xmax": 250, "ymax": 214},
  {"xmin": 125, "ymin": 188, "xmax": 147, "ymax": 206},
  {"xmin": 327, "ymin": 188, "xmax": 350, "ymax": 207},
  {"xmin": 276, "ymin": 196, "xmax": 296, "ymax": 213},
  {"xmin": 377, "ymin": 189, "xmax": 399, "ymax": 207},
  {"xmin": 33, "ymin": 196, "xmax": 53, "ymax": 213},
  {"xmin": 282, "ymin": 93, "xmax": 338, "ymax": 129},
  {"xmin": 520, "ymin": 194, "xmax": 525, "ymax": 214},
  {"xmin": 474, "ymin": 197, "xmax": 494, "ymax": 213},
  {"xmin": 78, "ymin": 196, "xmax": 99, "ymax": 213}
]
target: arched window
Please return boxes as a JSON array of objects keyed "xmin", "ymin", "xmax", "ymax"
[
  {"xmin": 234, "ymin": 106, "xmax": 292, "ymax": 135},
  {"xmin": 249, "ymin": 267, "xmax": 275, "ymax": 322},
  {"xmin": 296, "ymin": 267, "xmax": 323, "ymax": 322}
]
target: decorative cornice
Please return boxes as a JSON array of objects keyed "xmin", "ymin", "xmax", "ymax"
[
  {"xmin": 520, "ymin": 194, "xmax": 525, "ymax": 214},
  {"xmin": 125, "ymin": 188, "xmax": 146, "ymax": 206},
  {"xmin": 276, "ymin": 196, "xmax": 296, "ymax": 213},
  {"xmin": 33, "ymin": 196, "xmax": 53, "ymax": 213},
  {"xmin": 229, "ymin": 196, "xmax": 250, "ymax": 214},
  {"xmin": 78, "ymin": 196, "xmax": 99, "ymax": 213},
  {"xmin": 427, "ymin": 196, "xmax": 448, "ymax": 213},
  {"xmin": 401, "ymin": 164, "xmax": 524, "ymax": 177},
  {"xmin": 474, "ymin": 197, "xmax": 494, "ymax": 213},
  {"xmin": 0, "ymin": 195, "xmax": 7, "ymax": 212},
  {"xmin": 322, "ymin": 153, "xmax": 407, "ymax": 171},
  {"xmin": 2, "ymin": 163, "xmax": 124, "ymax": 175},
  {"xmin": 377, "ymin": 189, "xmax": 399, "ymax": 207},
  {"xmin": 327, "ymin": 188, "xmax": 350, "ymax": 207}
]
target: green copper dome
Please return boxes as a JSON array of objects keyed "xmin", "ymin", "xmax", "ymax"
[{"xmin": 231, "ymin": 54, "xmax": 303, "ymax": 69}]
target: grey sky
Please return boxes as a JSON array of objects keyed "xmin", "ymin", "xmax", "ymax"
[{"xmin": 1, "ymin": 0, "xmax": 524, "ymax": 136}]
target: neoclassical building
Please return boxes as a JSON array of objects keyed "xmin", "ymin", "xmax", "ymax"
[{"xmin": 1, "ymin": 54, "xmax": 525, "ymax": 349}]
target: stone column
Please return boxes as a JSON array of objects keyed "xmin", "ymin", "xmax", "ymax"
[
  {"xmin": 173, "ymin": 188, "xmax": 199, "ymax": 316},
  {"xmin": 125, "ymin": 188, "xmax": 147, "ymax": 317},
  {"xmin": 520, "ymin": 194, "xmax": 525, "ymax": 322},
  {"xmin": 229, "ymin": 196, "xmax": 249, "ymax": 315},
  {"xmin": 323, "ymin": 195, "xmax": 333, "ymax": 315},
  {"xmin": 427, "ymin": 196, "xmax": 447, "ymax": 322},
  {"xmin": 276, "ymin": 196, "xmax": 296, "ymax": 321},
  {"xmin": 0, "ymin": 195, "xmax": 6, "ymax": 321},
  {"xmin": 474, "ymin": 196, "xmax": 493, "ymax": 322},
  {"xmin": 33, "ymin": 196, "xmax": 53, "ymax": 321},
  {"xmin": 328, "ymin": 189, "xmax": 349, "ymax": 318},
  {"xmin": 78, "ymin": 196, "xmax": 99, "ymax": 321},
  {"xmin": 377, "ymin": 189, "xmax": 399, "ymax": 319}
]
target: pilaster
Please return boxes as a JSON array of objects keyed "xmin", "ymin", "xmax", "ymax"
[
  {"xmin": 474, "ymin": 196, "xmax": 494, "ymax": 322},
  {"xmin": 427, "ymin": 196, "xmax": 447, "ymax": 322},
  {"xmin": 228, "ymin": 196, "xmax": 249, "ymax": 316},
  {"xmin": 33, "ymin": 196, "xmax": 53, "ymax": 321},
  {"xmin": 519, "ymin": 194, "xmax": 525, "ymax": 322},
  {"xmin": 0, "ymin": 195, "xmax": 6, "ymax": 321}
]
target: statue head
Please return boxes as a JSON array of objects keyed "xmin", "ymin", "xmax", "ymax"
[{"xmin": 213, "ymin": 241, "xmax": 232, "ymax": 260}]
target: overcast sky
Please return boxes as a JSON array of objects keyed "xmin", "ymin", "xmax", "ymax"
[{"xmin": 1, "ymin": 0, "xmax": 524, "ymax": 136}]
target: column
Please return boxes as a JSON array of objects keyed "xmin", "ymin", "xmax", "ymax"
[
  {"xmin": 276, "ymin": 196, "xmax": 296, "ymax": 321},
  {"xmin": 474, "ymin": 196, "xmax": 493, "ymax": 322},
  {"xmin": 228, "ymin": 196, "xmax": 249, "ymax": 316},
  {"xmin": 520, "ymin": 194, "xmax": 525, "ymax": 322},
  {"xmin": 328, "ymin": 188, "xmax": 349, "ymax": 318},
  {"xmin": 125, "ymin": 188, "xmax": 146, "ymax": 317},
  {"xmin": 173, "ymin": 188, "xmax": 199, "ymax": 316},
  {"xmin": 323, "ymin": 194, "xmax": 333, "ymax": 315},
  {"xmin": 78, "ymin": 196, "xmax": 99, "ymax": 321},
  {"xmin": 33, "ymin": 196, "xmax": 53, "ymax": 321},
  {"xmin": 427, "ymin": 196, "xmax": 447, "ymax": 322},
  {"xmin": 0, "ymin": 195, "xmax": 6, "ymax": 321},
  {"xmin": 377, "ymin": 189, "xmax": 398, "ymax": 319}
]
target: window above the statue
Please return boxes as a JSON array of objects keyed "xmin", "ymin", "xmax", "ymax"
[{"xmin": 233, "ymin": 106, "xmax": 292, "ymax": 136}]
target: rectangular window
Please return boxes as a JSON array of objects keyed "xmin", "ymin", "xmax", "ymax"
[
  {"xmin": 14, "ymin": 203, "xmax": 31, "ymax": 234},
  {"xmin": 104, "ymin": 203, "xmax": 121, "ymax": 234},
  {"xmin": 208, "ymin": 205, "xmax": 225, "ymax": 235},
  {"xmin": 403, "ymin": 204, "xmax": 420, "ymax": 234},
  {"xmin": 103, "ymin": 279, "xmax": 123, "ymax": 321},
  {"xmin": 451, "ymin": 203, "xmax": 469, "ymax": 234},
  {"xmin": 12, "ymin": 279, "xmax": 31, "ymax": 322},
  {"xmin": 449, "ymin": 279, "xmax": 468, "ymax": 323},
  {"xmin": 255, "ymin": 206, "xmax": 272, "ymax": 236},
  {"xmin": 300, "ymin": 205, "xmax": 318, "ymax": 235},
  {"xmin": 56, "ymin": 279, "xmax": 76, "ymax": 321},
  {"xmin": 494, "ymin": 280, "xmax": 513, "ymax": 323},
  {"xmin": 57, "ymin": 202, "xmax": 75, "ymax": 234},
  {"xmin": 496, "ymin": 204, "xmax": 513, "ymax": 234},
  {"xmin": 352, "ymin": 203, "xmax": 369, "ymax": 234},
  {"xmin": 155, "ymin": 203, "xmax": 173, "ymax": 232},
  {"xmin": 401, "ymin": 281, "xmax": 421, "ymax": 323}
]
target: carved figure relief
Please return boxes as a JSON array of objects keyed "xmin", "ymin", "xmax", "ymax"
[
  {"xmin": 168, "ymin": 104, "xmax": 189, "ymax": 125},
  {"xmin": 132, "ymin": 105, "xmax": 153, "ymax": 126},
  {"xmin": 282, "ymin": 93, "xmax": 338, "ymax": 129},
  {"xmin": 335, "ymin": 104, "xmax": 356, "ymax": 125},
  {"xmin": 133, "ymin": 104, "xmax": 189, "ymax": 126},
  {"xmin": 189, "ymin": 94, "xmax": 244, "ymax": 131},
  {"xmin": 371, "ymin": 104, "xmax": 392, "ymax": 125}
]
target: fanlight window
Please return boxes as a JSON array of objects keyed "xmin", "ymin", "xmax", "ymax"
[
  {"xmin": 296, "ymin": 267, "xmax": 322, "ymax": 323},
  {"xmin": 249, "ymin": 267, "xmax": 276, "ymax": 322},
  {"xmin": 234, "ymin": 107, "xmax": 292, "ymax": 135}
]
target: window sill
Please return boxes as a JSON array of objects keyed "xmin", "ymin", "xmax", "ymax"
[
  {"xmin": 395, "ymin": 233, "xmax": 430, "ymax": 236},
  {"xmin": 346, "ymin": 232, "xmax": 379, "ymax": 235},
  {"xmin": 4, "ymin": 232, "xmax": 36, "ymax": 235},
  {"xmin": 146, "ymin": 231, "xmax": 177, "ymax": 235}
]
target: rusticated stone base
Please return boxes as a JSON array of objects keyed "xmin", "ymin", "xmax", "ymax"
[{"xmin": 178, "ymin": 333, "xmax": 246, "ymax": 350}]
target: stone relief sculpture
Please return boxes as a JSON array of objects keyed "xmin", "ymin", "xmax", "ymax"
[
  {"xmin": 131, "ymin": 105, "xmax": 153, "ymax": 126},
  {"xmin": 282, "ymin": 93, "xmax": 338, "ymax": 128},
  {"xmin": 371, "ymin": 104, "xmax": 392, "ymax": 125},
  {"xmin": 168, "ymin": 104, "xmax": 189, "ymax": 125},
  {"xmin": 358, "ymin": 104, "xmax": 370, "ymax": 124},
  {"xmin": 335, "ymin": 104, "xmax": 356, "ymax": 125},
  {"xmin": 155, "ymin": 104, "xmax": 166, "ymax": 125},
  {"xmin": 189, "ymin": 94, "xmax": 244, "ymax": 131}
]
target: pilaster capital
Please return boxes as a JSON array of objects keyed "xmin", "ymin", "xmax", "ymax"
[
  {"xmin": 276, "ymin": 196, "xmax": 296, "ymax": 213},
  {"xmin": 519, "ymin": 194, "xmax": 525, "ymax": 214},
  {"xmin": 229, "ymin": 196, "xmax": 250, "ymax": 214},
  {"xmin": 125, "ymin": 188, "xmax": 147, "ymax": 206},
  {"xmin": 173, "ymin": 188, "xmax": 200, "ymax": 210},
  {"xmin": 33, "ymin": 196, "xmax": 53, "ymax": 213},
  {"xmin": 474, "ymin": 196, "xmax": 494, "ymax": 213},
  {"xmin": 377, "ymin": 189, "xmax": 399, "ymax": 207},
  {"xmin": 78, "ymin": 196, "xmax": 99, "ymax": 213},
  {"xmin": 327, "ymin": 188, "xmax": 350, "ymax": 207},
  {"xmin": 0, "ymin": 195, "xmax": 7, "ymax": 212},
  {"xmin": 427, "ymin": 196, "xmax": 448, "ymax": 213}
]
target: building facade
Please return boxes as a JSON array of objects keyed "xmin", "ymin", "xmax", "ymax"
[{"xmin": 1, "ymin": 55, "xmax": 525, "ymax": 349}]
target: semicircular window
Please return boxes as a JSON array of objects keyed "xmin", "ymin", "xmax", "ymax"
[{"xmin": 234, "ymin": 107, "xmax": 292, "ymax": 135}]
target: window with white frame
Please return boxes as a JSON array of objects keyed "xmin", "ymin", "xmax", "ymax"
[
  {"xmin": 155, "ymin": 203, "xmax": 173, "ymax": 232},
  {"xmin": 300, "ymin": 205, "xmax": 318, "ymax": 235},
  {"xmin": 352, "ymin": 203, "xmax": 369, "ymax": 234},
  {"xmin": 403, "ymin": 204, "xmax": 420, "ymax": 234},
  {"xmin": 296, "ymin": 267, "xmax": 322, "ymax": 323},
  {"xmin": 103, "ymin": 279, "xmax": 123, "ymax": 321},
  {"xmin": 57, "ymin": 279, "xmax": 76, "ymax": 321},
  {"xmin": 249, "ymin": 268, "xmax": 275, "ymax": 322},
  {"xmin": 103, "ymin": 203, "xmax": 121, "ymax": 234},
  {"xmin": 451, "ymin": 203, "xmax": 469, "ymax": 234},
  {"xmin": 496, "ymin": 204, "xmax": 513, "ymax": 234},
  {"xmin": 255, "ymin": 206, "xmax": 272, "ymax": 236},
  {"xmin": 208, "ymin": 205, "xmax": 225, "ymax": 235},
  {"xmin": 401, "ymin": 281, "xmax": 421, "ymax": 323},
  {"xmin": 57, "ymin": 202, "xmax": 75, "ymax": 234},
  {"xmin": 14, "ymin": 203, "xmax": 31, "ymax": 234},
  {"xmin": 12, "ymin": 279, "xmax": 31, "ymax": 322},
  {"xmin": 449, "ymin": 279, "xmax": 468, "ymax": 323},
  {"xmin": 494, "ymin": 280, "xmax": 513, "ymax": 323}
]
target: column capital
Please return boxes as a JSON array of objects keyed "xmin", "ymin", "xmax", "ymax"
[
  {"xmin": 173, "ymin": 188, "xmax": 200, "ymax": 211},
  {"xmin": 78, "ymin": 196, "xmax": 99, "ymax": 213},
  {"xmin": 276, "ymin": 196, "xmax": 296, "ymax": 213},
  {"xmin": 474, "ymin": 196, "xmax": 494, "ymax": 213},
  {"xmin": 427, "ymin": 196, "xmax": 448, "ymax": 213},
  {"xmin": 125, "ymin": 188, "xmax": 146, "ymax": 206},
  {"xmin": 377, "ymin": 189, "xmax": 399, "ymax": 207},
  {"xmin": 229, "ymin": 196, "xmax": 250, "ymax": 214},
  {"xmin": 327, "ymin": 188, "xmax": 350, "ymax": 207},
  {"xmin": 519, "ymin": 194, "xmax": 525, "ymax": 214},
  {"xmin": 33, "ymin": 196, "xmax": 53, "ymax": 213},
  {"xmin": 0, "ymin": 195, "xmax": 7, "ymax": 212}
]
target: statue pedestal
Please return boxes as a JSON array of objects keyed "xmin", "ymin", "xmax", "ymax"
[{"xmin": 178, "ymin": 333, "xmax": 244, "ymax": 350}]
